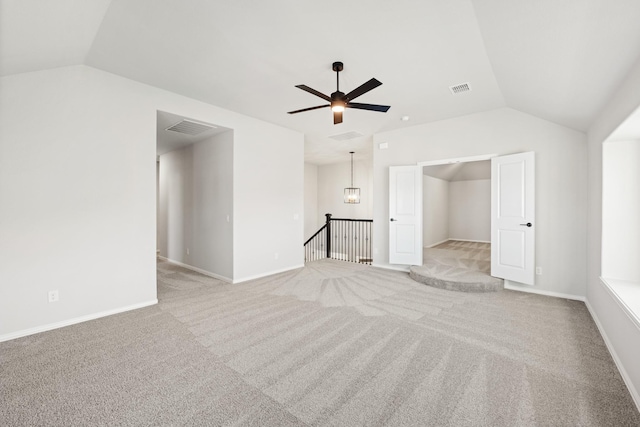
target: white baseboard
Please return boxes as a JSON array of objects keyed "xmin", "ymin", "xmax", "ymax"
[
  {"xmin": 503, "ymin": 282, "xmax": 585, "ymax": 301},
  {"xmin": 425, "ymin": 239, "xmax": 450, "ymax": 248},
  {"xmin": 447, "ymin": 238, "xmax": 491, "ymax": 244},
  {"xmin": 424, "ymin": 238, "xmax": 490, "ymax": 249},
  {"xmin": 0, "ymin": 299, "xmax": 158, "ymax": 343},
  {"xmin": 233, "ymin": 264, "xmax": 305, "ymax": 284},
  {"xmin": 585, "ymin": 298, "xmax": 640, "ymax": 412},
  {"xmin": 158, "ymin": 256, "xmax": 304, "ymax": 285},
  {"xmin": 372, "ymin": 262, "xmax": 410, "ymax": 272},
  {"xmin": 158, "ymin": 256, "xmax": 233, "ymax": 283}
]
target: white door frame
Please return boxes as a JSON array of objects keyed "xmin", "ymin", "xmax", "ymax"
[
  {"xmin": 417, "ymin": 153, "xmax": 498, "ymax": 168},
  {"xmin": 417, "ymin": 153, "xmax": 497, "ymax": 249}
]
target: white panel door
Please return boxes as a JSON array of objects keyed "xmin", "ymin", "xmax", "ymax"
[
  {"xmin": 491, "ymin": 152, "xmax": 535, "ymax": 285},
  {"xmin": 389, "ymin": 166, "xmax": 422, "ymax": 265}
]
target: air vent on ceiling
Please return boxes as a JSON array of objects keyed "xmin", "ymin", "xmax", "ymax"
[
  {"xmin": 329, "ymin": 131, "xmax": 364, "ymax": 141},
  {"xmin": 165, "ymin": 119, "xmax": 216, "ymax": 136},
  {"xmin": 449, "ymin": 82, "xmax": 472, "ymax": 95}
]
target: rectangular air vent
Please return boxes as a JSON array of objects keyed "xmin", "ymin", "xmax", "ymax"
[
  {"xmin": 165, "ymin": 119, "xmax": 216, "ymax": 135},
  {"xmin": 449, "ymin": 82, "xmax": 472, "ymax": 95},
  {"xmin": 329, "ymin": 131, "xmax": 364, "ymax": 141}
]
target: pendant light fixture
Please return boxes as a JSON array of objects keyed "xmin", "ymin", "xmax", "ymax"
[{"xmin": 344, "ymin": 151, "xmax": 360, "ymax": 204}]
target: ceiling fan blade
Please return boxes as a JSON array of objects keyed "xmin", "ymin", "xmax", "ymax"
[
  {"xmin": 333, "ymin": 110, "xmax": 343, "ymax": 124},
  {"xmin": 344, "ymin": 78, "xmax": 382, "ymax": 101},
  {"xmin": 295, "ymin": 85, "xmax": 331, "ymax": 102},
  {"xmin": 346, "ymin": 102, "xmax": 390, "ymax": 112},
  {"xmin": 288, "ymin": 104, "xmax": 329, "ymax": 114}
]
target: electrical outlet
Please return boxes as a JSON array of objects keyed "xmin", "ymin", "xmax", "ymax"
[
  {"xmin": 536, "ymin": 267, "xmax": 542, "ymax": 275},
  {"xmin": 48, "ymin": 290, "xmax": 59, "ymax": 303},
  {"xmin": 186, "ymin": 248, "xmax": 190, "ymax": 255},
  {"xmin": 274, "ymin": 252, "xmax": 279, "ymax": 260}
]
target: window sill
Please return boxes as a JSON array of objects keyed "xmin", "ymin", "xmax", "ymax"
[{"xmin": 600, "ymin": 277, "xmax": 640, "ymax": 330}]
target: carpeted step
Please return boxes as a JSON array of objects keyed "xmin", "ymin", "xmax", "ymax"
[{"xmin": 409, "ymin": 258, "xmax": 503, "ymax": 292}]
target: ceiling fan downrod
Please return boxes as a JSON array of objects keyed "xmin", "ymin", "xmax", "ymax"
[{"xmin": 333, "ymin": 61, "xmax": 343, "ymax": 92}]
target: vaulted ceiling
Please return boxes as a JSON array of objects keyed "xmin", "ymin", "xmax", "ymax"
[{"xmin": 2, "ymin": 0, "xmax": 640, "ymax": 164}]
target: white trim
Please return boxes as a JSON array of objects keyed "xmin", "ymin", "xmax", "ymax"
[
  {"xmin": 503, "ymin": 282, "xmax": 585, "ymax": 301},
  {"xmin": 233, "ymin": 264, "xmax": 305, "ymax": 284},
  {"xmin": 425, "ymin": 239, "xmax": 450, "ymax": 248},
  {"xmin": 158, "ymin": 256, "xmax": 233, "ymax": 283},
  {"xmin": 417, "ymin": 153, "xmax": 498, "ymax": 167},
  {"xmin": 446, "ymin": 238, "xmax": 491, "ymax": 244},
  {"xmin": 0, "ymin": 299, "xmax": 158, "ymax": 343},
  {"xmin": 425, "ymin": 238, "xmax": 491, "ymax": 248},
  {"xmin": 372, "ymin": 262, "xmax": 411, "ymax": 272},
  {"xmin": 599, "ymin": 277, "xmax": 640, "ymax": 330},
  {"xmin": 585, "ymin": 298, "xmax": 640, "ymax": 412}
]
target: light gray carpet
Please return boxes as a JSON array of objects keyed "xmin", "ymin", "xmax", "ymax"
[
  {"xmin": 411, "ymin": 240, "xmax": 504, "ymax": 292},
  {"xmin": 1, "ymin": 258, "xmax": 639, "ymax": 426}
]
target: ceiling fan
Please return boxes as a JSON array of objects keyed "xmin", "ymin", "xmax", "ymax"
[{"xmin": 288, "ymin": 61, "xmax": 390, "ymax": 125}]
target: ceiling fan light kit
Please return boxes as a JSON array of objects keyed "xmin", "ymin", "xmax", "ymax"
[{"xmin": 288, "ymin": 61, "xmax": 390, "ymax": 125}]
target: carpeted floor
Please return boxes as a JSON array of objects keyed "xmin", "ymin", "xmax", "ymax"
[
  {"xmin": 1, "ymin": 258, "xmax": 639, "ymax": 426},
  {"xmin": 428, "ymin": 240, "xmax": 492, "ymax": 274}
]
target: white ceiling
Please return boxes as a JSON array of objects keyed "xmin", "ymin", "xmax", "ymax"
[{"xmin": 3, "ymin": 0, "xmax": 640, "ymax": 164}]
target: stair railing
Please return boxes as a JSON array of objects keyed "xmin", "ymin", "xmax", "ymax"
[{"xmin": 304, "ymin": 213, "xmax": 373, "ymax": 264}]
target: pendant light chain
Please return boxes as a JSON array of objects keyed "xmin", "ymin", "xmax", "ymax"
[{"xmin": 350, "ymin": 152, "xmax": 354, "ymax": 187}]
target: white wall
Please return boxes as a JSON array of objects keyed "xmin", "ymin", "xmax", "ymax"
[
  {"xmin": 317, "ymin": 158, "xmax": 373, "ymax": 222},
  {"xmin": 233, "ymin": 125, "xmax": 303, "ymax": 281},
  {"xmin": 0, "ymin": 65, "xmax": 303, "ymax": 339},
  {"xmin": 373, "ymin": 107, "xmax": 587, "ymax": 298},
  {"xmin": 156, "ymin": 160, "xmax": 160, "ymax": 251},
  {"xmin": 586, "ymin": 55, "xmax": 640, "ymax": 409},
  {"xmin": 448, "ymin": 179, "xmax": 491, "ymax": 242},
  {"xmin": 304, "ymin": 163, "xmax": 318, "ymax": 240},
  {"xmin": 0, "ymin": 66, "xmax": 157, "ymax": 338},
  {"xmin": 602, "ymin": 140, "xmax": 640, "ymax": 282},
  {"xmin": 422, "ymin": 175, "xmax": 449, "ymax": 247},
  {"xmin": 158, "ymin": 131, "xmax": 234, "ymax": 280}
]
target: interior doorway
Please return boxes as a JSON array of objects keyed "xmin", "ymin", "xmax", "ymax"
[
  {"xmin": 422, "ymin": 159, "xmax": 491, "ymax": 248},
  {"xmin": 421, "ymin": 157, "xmax": 492, "ymax": 277}
]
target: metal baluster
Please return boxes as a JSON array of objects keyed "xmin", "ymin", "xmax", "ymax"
[
  {"xmin": 358, "ymin": 221, "xmax": 361, "ymax": 263},
  {"xmin": 359, "ymin": 221, "xmax": 362, "ymax": 263},
  {"xmin": 351, "ymin": 221, "xmax": 354, "ymax": 262},
  {"xmin": 338, "ymin": 221, "xmax": 340, "ymax": 260},
  {"xmin": 355, "ymin": 221, "xmax": 358, "ymax": 263},
  {"xmin": 340, "ymin": 221, "xmax": 343, "ymax": 260},
  {"xmin": 368, "ymin": 222, "xmax": 371, "ymax": 264}
]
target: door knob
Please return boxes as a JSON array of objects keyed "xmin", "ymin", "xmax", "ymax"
[
  {"xmin": 390, "ymin": 218, "xmax": 397, "ymax": 222},
  {"xmin": 519, "ymin": 222, "xmax": 532, "ymax": 227}
]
